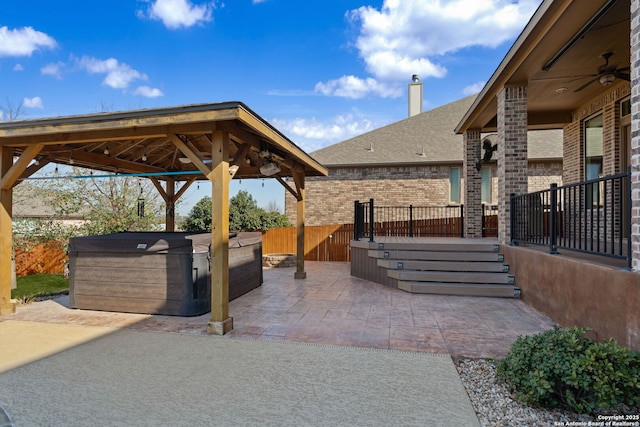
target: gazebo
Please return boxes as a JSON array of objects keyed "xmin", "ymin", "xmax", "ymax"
[{"xmin": 0, "ymin": 101, "xmax": 328, "ymax": 334}]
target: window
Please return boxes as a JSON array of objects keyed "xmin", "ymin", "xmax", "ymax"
[
  {"xmin": 449, "ymin": 167, "xmax": 460, "ymax": 203},
  {"xmin": 584, "ymin": 113, "xmax": 603, "ymax": 206},
  {"xmin": 481, "ymin": 166, "xmax": 492, "ymax": 204},
  {"xmin": 621, "ymin": 97, "xmax": 631, "ymax": 117},
  {"xmin": 584, "ymin": 114, "xmax": 603, "ymax": 181}
]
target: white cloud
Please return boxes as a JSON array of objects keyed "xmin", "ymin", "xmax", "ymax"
[
  {"xmin": 139, "ymin": 0, "xmax": 214, "ymax": 29},
  {"xmin": 76, "ymin": 56, "xmax": 147, "ymax": 89},
  {"xmin": 463, "ymin": 81, "xmax": 485, "ymax": 95},
  {"xmin": 13, "ymin": 64, "xmax": 24, "ymax": 71},
  {"xmin": 41, "ymin": 62, "xmax": 65, "ymax": 79},
  {"xmin": 314, "ymin": 76, "xmax": 402, "ymax": 99},
  {"xmin": 23, "ymin": 96, "xmax": 44, "ymax": 109},
  {"xmin": 318, "ymin": 0, "xmax": 538, "ymax": 99},
  {"xmin": 134, "ymin": 86, "xmax": 164, "ymax": 98},
  {"xmin": 0, "ymin": 26, "xmax": 56, "ymax": 57},
  {"xmin": 272, "ymin": 113, "xmax": 380, "ymax": 152}
]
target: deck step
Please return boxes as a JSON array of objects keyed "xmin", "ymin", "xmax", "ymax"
[
  {"xmin": 377, "ymin": 259, "xmax": 509, "ymax": 272},
  {"xmin": 370, "ymin": 242, "xmax": 499, "ymax": 253},
  {"xmin": 368, "ymin": 250, "xmax": 504, "ymax": 262},
  {"xmin": 388, "ymin": 269, "xmax": 515, "ymax": 284},
  {"xmin": 398, "ymin": 281, "xmax": 521, "ymax": 298}
]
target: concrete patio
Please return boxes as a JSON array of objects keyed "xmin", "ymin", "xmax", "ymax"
[{"xmin": 2, "ymin": 261, "xmax": 556, "ymax": 359}]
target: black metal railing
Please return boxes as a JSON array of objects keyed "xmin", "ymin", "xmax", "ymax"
[
  {"xmin": 510, "ymin": 171, "xmax": 631, "ymax": 267},
  {"xmin": 354, "ymin": 199, "xmax": 468, "ymax": 240}
]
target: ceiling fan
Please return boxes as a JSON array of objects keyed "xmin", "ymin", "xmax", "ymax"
[{"xmin": 573, "ymin": 52, "xmax": 630, "ymax": 92}]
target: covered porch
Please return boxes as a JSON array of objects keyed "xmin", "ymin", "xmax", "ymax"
[{"xmin": 454, "ymin": 0, "xmax": 640, "ymax": 350}]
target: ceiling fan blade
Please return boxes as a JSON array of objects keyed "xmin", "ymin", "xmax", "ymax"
[
  {"xmin": 564, "ymin": 74, "xmax": 598, "ymax": 83},
  {"xmin": 617, "ymin": 66, "xmax": 630, "ymax": 72},
  {"xmin": 574, "ymin": 78, "xmax": 598, "ymax": 92},
  {"xmin": 614, "ymin": 72, "xmax": 630, "ymax": 81}
]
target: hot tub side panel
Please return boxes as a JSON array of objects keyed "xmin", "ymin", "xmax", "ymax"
[
  {"xmin": 69, "ymin": 251, "xmax": 210, "ymax": 316},
  {"xmin": 229, "ymin": 240, "xmax": 263, "ymax": 300}
]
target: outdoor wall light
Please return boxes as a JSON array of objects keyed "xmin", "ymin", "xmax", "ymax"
[{"xmin": 260, "ymin": 161, "xmax": 281, "ymax": 176}]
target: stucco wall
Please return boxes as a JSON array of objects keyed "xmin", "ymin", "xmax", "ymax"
[{"xmin": 503, "ymin": 245, "xmax": 639, "ymax": 351}]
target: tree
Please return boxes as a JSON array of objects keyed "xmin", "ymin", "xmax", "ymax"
[
  {"xmin": 26, "ymin": 167, "xmax": 164, "ymax": 239},
  {"xmin": 181, "ymin": 196, "xmax": 212, "ymax": 232},
  {"xmin": 181, "ymin": 190, "xmax": 291, "ymax": 232}
]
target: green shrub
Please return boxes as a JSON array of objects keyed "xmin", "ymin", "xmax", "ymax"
[{"xmin": 497, "ymin": 326, "xmax": 640, "ymax": 414}]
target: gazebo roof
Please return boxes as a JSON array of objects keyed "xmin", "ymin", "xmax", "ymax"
[{"xmin": 0, "ymin": 101, "xmax": 327, "ymax": 183}]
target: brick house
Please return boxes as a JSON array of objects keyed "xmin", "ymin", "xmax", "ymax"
[{"xmin": 286, "ymin": 93, "xmax": 563, "ymax": 226}]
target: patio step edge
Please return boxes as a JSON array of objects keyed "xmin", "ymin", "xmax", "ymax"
[{"xmin": 397, "ymin": 281, "xmax": 521, "ymax": 298}]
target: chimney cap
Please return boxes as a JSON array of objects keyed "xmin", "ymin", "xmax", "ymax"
[{"xmin": 412, "ymin": 74, "xmax": 419, "ymax": 82}]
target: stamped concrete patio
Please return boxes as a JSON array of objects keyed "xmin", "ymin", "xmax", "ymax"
[{"xmin": 2, "ymin": 261, "xmax": 556, "ymax": 359}]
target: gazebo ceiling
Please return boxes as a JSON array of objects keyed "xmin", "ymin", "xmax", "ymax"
[{"xmin": 0, "ymin": 101, "xmax": 327, "ymax": 182}]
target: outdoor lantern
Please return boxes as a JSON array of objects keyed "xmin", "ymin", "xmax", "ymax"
[{"xmin": 137, "ymin": 197, "xmax": 145, "ymax": 218}]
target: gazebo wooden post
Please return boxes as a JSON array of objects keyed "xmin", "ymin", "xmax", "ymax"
[
  {"xmin": 0, "ymin": 147, "xmax": 15, "ymax": 315},
  {"xmin": 292, "ymin": 167, "xmax": 306, "ymax": 279},
  {"xmin": 166, "ymin": 178, "xmax": 176, "ymax": 232},
  {"xmin": 207, "ymin": 130, "xmax": 233, "ymax": 334}
]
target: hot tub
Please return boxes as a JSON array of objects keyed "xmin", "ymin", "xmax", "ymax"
[{"xmin": 68, "ymin": 231, "xmax": 262, "ymax": 316}]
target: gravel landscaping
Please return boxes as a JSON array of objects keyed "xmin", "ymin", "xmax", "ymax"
[{"xmin": 456, "ymin": 358, "xmax": 638, "ymax": 427}]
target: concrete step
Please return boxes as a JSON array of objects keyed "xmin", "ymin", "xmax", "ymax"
[
  {"xmin": 368, "ymin": 250, "xmax": 505, "ymax": 262},
  {"xmin": 387, "ymin": 269, "xmax": 515, "ymax": 285},
  {"xmin": 397, "ymin": 281, "xmax": 521, "ymax": 298},
  {"xmin": 377, "ymin": 259, "xmax": 509, "ymax": 273}
]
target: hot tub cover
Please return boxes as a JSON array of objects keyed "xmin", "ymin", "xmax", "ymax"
[{"xmin": 68, "ymin": 232, "xmax": 212, "ymax": 254}]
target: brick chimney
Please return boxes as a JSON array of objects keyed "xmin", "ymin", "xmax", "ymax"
[{"xmin": 408, "ymin": 74, "xmax": 423, "ymax": 117}]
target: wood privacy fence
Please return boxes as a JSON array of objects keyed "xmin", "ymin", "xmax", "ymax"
[
  {"xmin": 14, "ymin": 241, "xmax": 67, "ymax": 277},
  {"xmin": 262, "ymin": 224, "xmax": 354, "ymax": 262}
]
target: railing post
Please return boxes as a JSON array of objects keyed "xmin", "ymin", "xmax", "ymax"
[
  {"xmin": 510, "ymin": 193, "xmax": 516, "ymax": 245},
  {"xmin": 354, "ymin": 200, "xmax": 360, "ymax": 241},
  {"xmin": 369, "ymin": 198, "xmax": 375, "ymax": 242},
  {"xmin": 409, "ymin": 204, "xmax": 414, "ymax": 237},
  {"xmin": 550, "ymin": 183, "xmax": 559, "ymax": 254},
  {"xmin": 460, "ymin": 204, "xmax": 464, "ymax": 238}
]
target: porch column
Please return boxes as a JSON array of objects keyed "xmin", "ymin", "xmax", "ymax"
[
  {"xmin": 497, "ymin": 86, "xmax": 528, "ymax": 244},
  {"xmin": 630, "ymin": 0, "xmax": 640, "ymax": 271},
  {"xmin": 0, "ymin": 147, "xmax": 15, "ymax": 315},
  {"xmin": 207, "ymin": 130, "xmax": 233, "ymax": 334},
  {"xmin": 463, "ymin": 129, "xmax": 483, "ymax": 238}
]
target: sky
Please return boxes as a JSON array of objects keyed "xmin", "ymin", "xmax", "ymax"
[{"xmin": 1, "ymin": 0, "xmax": 542, "ymax": 215}]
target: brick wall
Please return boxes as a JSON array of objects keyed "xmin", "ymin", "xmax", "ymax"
[
  {"xmin": 564, "ymin": 84, "xmax": 631, "ymax": 185},
  {"xmin": 631, "ymin": 0, "xmax": 640, "ymax": 271},
  {"xmin": 286, "ymin": 161, "xmax": 563, "ymax": 226}
]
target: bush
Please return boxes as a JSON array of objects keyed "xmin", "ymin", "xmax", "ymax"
[{"xmin": 497, "ymin": 326, "xmax": 640, "ymax": 414}]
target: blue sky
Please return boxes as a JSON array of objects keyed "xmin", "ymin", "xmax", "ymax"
[{"xmin": 1, "ymin": 0, "xmax": 541, "ymax": 215}]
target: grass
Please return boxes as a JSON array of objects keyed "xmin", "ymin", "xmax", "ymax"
[{"xmin": 11, "ymin": 274, "xmax": 69, "ymax": 300}]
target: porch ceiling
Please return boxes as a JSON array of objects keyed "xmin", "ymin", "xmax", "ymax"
[
  {"xmin": 456, "ymin": 0, "xmax": 630, "ymax": 133},
  {"xmin": 0, "ymin": 101, "xmax": 328, "ymax": 182}
]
